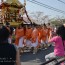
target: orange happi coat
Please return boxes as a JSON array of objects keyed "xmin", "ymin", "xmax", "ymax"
[
  {"xmin": 15, "ymin": 28, "xmax": 24, "ymax": 45},
  {"xmin": 47, "ymin": 27, "xmax": 52, "ymax": 40},
  {"xmin": 31, "ymin": 28, "xmax": 38, "ymax": 43},
  {"xmin": 41, "ymin": 28, "xmax": 48, "ymax": 42},
  {"xmin": 25, "ymin": 28, "xmax": 33, "ymax": 40},
  {"xmin": 37, "ymin": 28, "xmax": 43, "ymax": 44}
]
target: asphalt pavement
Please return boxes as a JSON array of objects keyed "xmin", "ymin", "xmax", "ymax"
[{"xmin": 20, "ymin": 46, "xmax": 54, "ymax": 65}]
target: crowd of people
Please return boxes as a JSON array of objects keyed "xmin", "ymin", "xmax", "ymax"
[
  {"xmin": 6, "ymin": 22, "xmax": 56, "ymax": 54},
  {"xmin": 14, "ymin": 23, "xmax": 53, "ymax": 54},
  {"xmin": 1, "ymin": 21, "xmax": 65, "ymax": 65}
]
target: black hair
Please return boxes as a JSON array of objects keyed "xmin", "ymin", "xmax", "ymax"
[
  {"xmin": 48, "ymin": 23, "xmax": 50, "ymax": 25},
  {"xmin": 56, "ymin": 25, "xmax": 65, "ymax": 40},
  {"xmin": 43, "ymin": 23, "xmax": 46, "ymax": 26},
  {"xmin": 43, "ymin": 23, "xmax": 47, "ymax": 28},
  {"xmin": 5, "ymin": 22, "xmax": 10, "ymax": 26},
  {"xmin": 0, "ymin": 26, "xmax": 10, "ymax": 43}
]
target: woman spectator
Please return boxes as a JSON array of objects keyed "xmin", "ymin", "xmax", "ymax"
[{"xmin": 45, "ymin": 25, "xmax": 65, "ymax": 65}]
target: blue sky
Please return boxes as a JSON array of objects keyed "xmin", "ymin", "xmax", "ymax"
[
  {"xmin": 0, "ymin": 0, "xmax": 65, "ymax": 19},
  {"xmin": 19, "ymin": 0, "xmax": 65, "ymax": 19}
]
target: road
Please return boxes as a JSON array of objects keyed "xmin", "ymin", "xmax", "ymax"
[{"xmin": 20, "ymin": 46, "xmax": 54, "ymax": 65}]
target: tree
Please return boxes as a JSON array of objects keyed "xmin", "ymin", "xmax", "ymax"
[
  {"xmin": 29, "ymin": 11, "xmax": 49, "ymax": 24},
  {"xmin": 50, "ymin": 18, "xmax": 65, "ymax": 26}
]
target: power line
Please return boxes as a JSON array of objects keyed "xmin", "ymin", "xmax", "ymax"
[
  {"xmin": 28, "ymin": 0, "xmax": 65, "ymax": 14},
  {"xmin": 27, "ymin": 0, "xmax": 65, "ymax": 14},
  {"xmin": 58, "ymin": 0, "xmax": 65, "ymax": 4},
  {"xmin": 33, "ymin": 0, "xmax": 65, "ymax": 13}
]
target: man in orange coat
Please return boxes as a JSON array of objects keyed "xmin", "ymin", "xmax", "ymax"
[
  {"xmin": 41, "ymin": 23, "xmax": 48, "ymax": 49},
  {"xmin": 37, "ymin": 26, "xmax": 46, "ymax": 49},
  {"xmin": 37, "ymin": 25, "xmax": 43, "ymax": 48},
  {"xmin": 31, "ymin": 25, "xmax": 39, "ymax": 54},
  {"xmin": 47, "ymin": 23, "xmax": 52, "ymax": 40},
  {"xmin": 15, "ymin": 24, "xmax": 24, "ymax": 54},
  {"xmin": 24, "ymin": 24, "xmax": 33, "ymax": 48}
]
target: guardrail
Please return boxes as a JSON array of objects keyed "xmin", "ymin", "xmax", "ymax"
[
  {"xmin": 41, "ymin": 58, "xmax": 65, "ymax": 65},
  {"xmin": 41, "ymin": 58, "xmax": 56, "ymax": 65},
  {"xmin": 55, "ymin": 59, "xmax": 65, "ymax": 65}
]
